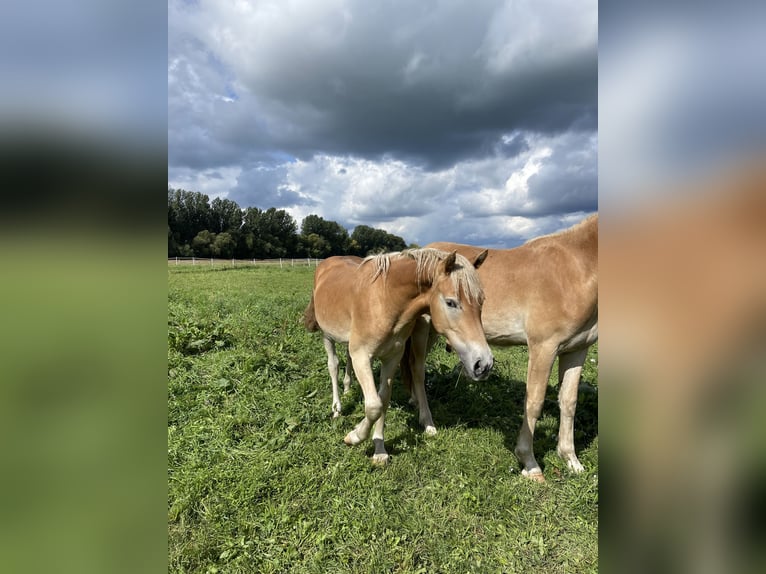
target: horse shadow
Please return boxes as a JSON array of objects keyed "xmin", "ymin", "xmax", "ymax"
[
  {"xmin": 382, "ymin": 354, "xmax": 599, "ymax": 471},
  {"xmin": 334, "ymin": 350, "xmax": 598, "ymax": 471}
]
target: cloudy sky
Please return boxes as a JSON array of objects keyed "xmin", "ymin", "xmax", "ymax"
[{"xmin": 168, "ymin": 0, "xmax": 597, "ymax": 248}]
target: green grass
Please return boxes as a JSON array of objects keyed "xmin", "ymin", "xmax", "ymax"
[{"xmin": 168, "ymin": 265, "xmax": 598, "ymax": 573}]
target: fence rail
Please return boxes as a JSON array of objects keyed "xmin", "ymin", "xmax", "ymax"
[{"xmin": 168, "ymin": 257, "xmax": 322, "ymax": 268}]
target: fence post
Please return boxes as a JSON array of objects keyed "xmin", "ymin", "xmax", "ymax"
[
  {"xmin": 280, "ymin": 258, "xmax": 283, "ymax": 269},
  {"xmin": 175, "ymin": 257, "xmax": 179, "ymax": 265},
  {"xmin": 192, "ymin": 257, "xmax": 196, "ymax": 266},
  {"xmin": 210, "ymin": 258, "xmax": 213, "ymax": 266}
]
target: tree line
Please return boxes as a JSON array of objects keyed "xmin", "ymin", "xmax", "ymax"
[{"xmin": 168, "ymin": 188, "xmax": 410, "ymax": 259}]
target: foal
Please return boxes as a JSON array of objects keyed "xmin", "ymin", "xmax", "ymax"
[
  {"xmin": 306, "ymin": 256, "xmax": 360, "ymax": 419},
  {"xmin": 304, "ymin": 248, "xmax": 492, "ymax": 464}
]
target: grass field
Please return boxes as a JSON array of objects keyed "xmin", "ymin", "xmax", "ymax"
[{"xmin": 168, "ymin": 265, "xmax": 598, "ymax": 573}]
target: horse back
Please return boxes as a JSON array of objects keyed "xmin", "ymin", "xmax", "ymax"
[{"xmin": 428, "ymin": 217, "xmax": 598, "ymax": 348}]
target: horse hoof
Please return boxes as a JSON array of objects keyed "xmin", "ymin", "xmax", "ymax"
[
  {"xmin": 567, "ymin": 460, "xmax": 585, "ymax": 473},
  {"xmin": 344, "ymin": 430, "xmax": 361, "ymax": 446},
  {"xmin": 424, "ymin": 426, "xmax": 437, "ymax": 436},
  {"xmin": 522, "ymin": 469, "xmax": 546, "ymax": 483},
  {"xmin": 371, "ymin": 453, "xmax": 390, "ymax": 466}
]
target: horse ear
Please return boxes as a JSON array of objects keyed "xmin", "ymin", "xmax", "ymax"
[
  {"xmin": 442, "ymin": 251, "xmax": 458, "ymax": 275},
  {"xmin": 473, "ymin": 249, "xmax": 488, "ymax": 269}
]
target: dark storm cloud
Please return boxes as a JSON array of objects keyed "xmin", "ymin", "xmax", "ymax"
[
  {"xmin": 495, "ymin": 132, "xmax": 531, "ymax": 158},
  {"xmin": 522, "ymin": 136, "xmax": 598, "ymax": 216},
  {"xmin": 170, "ymin": 0, "xmax": 596, "ymax": 170}
]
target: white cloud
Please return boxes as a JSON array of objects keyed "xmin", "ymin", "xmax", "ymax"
[
  {"xmin": 216, "ymin": 130, "xmax": 596, "ymax": 247},
  {"xmin": 168, "ymin": 166, "xmax": 242, "ymax": 201}
]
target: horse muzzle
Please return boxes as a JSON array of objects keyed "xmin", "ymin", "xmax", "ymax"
[
  {"xmin": 471, "ymin": 354, "xmax": 493, "ymax": 380},
  {"xmin": 449, "ymin": 339, "xmax": 494, "ymax": 381}
]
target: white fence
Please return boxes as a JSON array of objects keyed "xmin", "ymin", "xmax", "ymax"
[{"xmin": 168, "ymin": 257, "xmax": 322, "ymax": 268}]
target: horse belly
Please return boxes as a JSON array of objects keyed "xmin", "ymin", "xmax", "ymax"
[
  {"xmin": 482, "ymin": 314, "xmax": 528, "ymax": 346},
  {"xmin": 321, "ymin": 325, "xmax": 351, "ymax": 344},
  {"xmin": 314, "ymin": 298, "xmax": 353, "ymax": 343}
]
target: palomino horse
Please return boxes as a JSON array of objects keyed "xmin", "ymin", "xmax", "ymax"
[
  {"xmin": 303, "ymin": 248, "xmax": 493, "ymax": 464},
  {"xmin": 403, "ymin": 214, "xmax": 597, "ymax": 480},
  {"xmin": 310, "ymin": 256, "xmax": 360, "ymax": 418}
]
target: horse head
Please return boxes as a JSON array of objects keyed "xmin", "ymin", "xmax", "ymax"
[{"xmin": 426, "ymin": 250, "xmax": 493, "ymax": 380}]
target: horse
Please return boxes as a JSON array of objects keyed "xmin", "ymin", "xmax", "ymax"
[
  {"xmin": 402, "ymin": 214, "xmax": 597, "ymax": 481},
  {"xmin": 304, "ymin": 256, "xmax": 360, "ymax": 419},
  {"xmin": 303, "ymin": 248, "xmax": 493, "ymax": 465}
]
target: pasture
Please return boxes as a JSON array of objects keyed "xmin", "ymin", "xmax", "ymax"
[{"xmin": 168, "ymin": 265, "xmax": 598, "ymax": 573}]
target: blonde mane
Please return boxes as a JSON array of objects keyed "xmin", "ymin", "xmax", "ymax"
[{"xmin": 361, "ymin": 248, "xmax": 484, "ymax": 304}]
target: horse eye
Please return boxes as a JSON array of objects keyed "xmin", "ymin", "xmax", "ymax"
[{"xmin": 446, "ymin": 298, "xmax": 459, "ymax": 309}]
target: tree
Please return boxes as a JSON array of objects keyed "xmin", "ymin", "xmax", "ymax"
[
  {"xmin": 302, "ymin": 233, "xmax": 331, "ymax": 258},
  {"xmin": 191, "ymin": 230, "xmax": 216, "ymax": 257},
  {"xmin": 210, "ymin": 197, "xmax": 242, "ymax": 234},
  {"xmin": 167, "ymin": 186, "xmax": 415, "ymax": 260},
  {"xmin": 350, "ymin": 224, "xmax": 407, "ymax": 255},
  {"xmin": 259, "ymin": 208, "xmax": 299, "ymax": 257},
  {"xmin": 239, "ymin": 207, "xmax": 262, "ymax": 257},
  {"xmin": 239, "ymin": 207, "xmax": 299, "ymax": 258},
  {"xmin": 168, "ymin": 188, "xmax": 212, "ymax": 246},
  {"xmin": 168, "ymin": 226, "xmax": 179, "ymax": 257},
  {"xmin": 381, "ymin": 230, "xmax": 407, "ymax": 252},
  {"xmin": 300, "ymin": 215, "xmax": 349, "ymax": 256},
  {"xmin": 211, "ymin": 232, "xmax": 236, "ymax": 259}
]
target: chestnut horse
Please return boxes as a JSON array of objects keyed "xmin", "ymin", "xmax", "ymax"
[
  {"xmin": 403, "ymin": 215, "xmax": 597, "ymax": 480},
  {"xmin": 304, "ymin": 248, "xmax": 493, "ymax": 465}
]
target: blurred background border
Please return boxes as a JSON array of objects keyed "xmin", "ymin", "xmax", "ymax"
[{"xmin": 0, "ymin": 1, "xmax": 764, "ymax": 573}]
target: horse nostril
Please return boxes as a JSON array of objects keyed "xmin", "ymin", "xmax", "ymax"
[{"xmin": 474, "ymin": 358, "xmax": 492, "ymax": 378}]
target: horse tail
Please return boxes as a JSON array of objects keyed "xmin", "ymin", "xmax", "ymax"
[{"xmin": 302, "ymin": 294, "xmax": 320, "ymax": 332}]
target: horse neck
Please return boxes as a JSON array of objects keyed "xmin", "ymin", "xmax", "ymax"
[{"xmin": 384, "ymin": 257, "xmax": 432, "ymax": 314}]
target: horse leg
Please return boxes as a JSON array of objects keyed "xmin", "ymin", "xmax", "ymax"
[
  {"xmin": 408, "ymin": 317, "xmax": 437, "ymax": 434},
  {"xmin": 341, "ymin": 345, "xmax": 354, "ymax": 394},
  {"xmin": 323, "ymin": 337, "xmax": 342, "ymax": 418},
  {"xmin": 515, "ymin": 342, "xmax": 557, "ymax": 481},
  {"xmin": 556, "ymin": 347, "xmax": 588, "ymax": 473},
  {"xmin": 370, "ymin": 356, "xmax": 399, "ymax": 465},
  {"xmin": 343, "ymin": 345, "xmax": 383, "ymax": 447}
]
